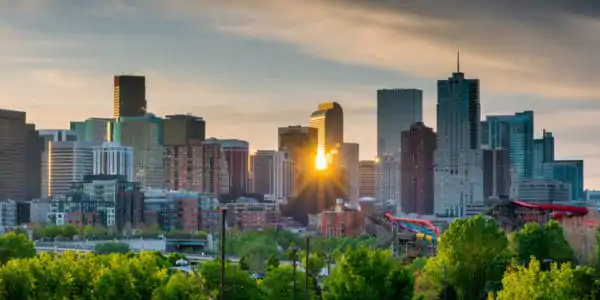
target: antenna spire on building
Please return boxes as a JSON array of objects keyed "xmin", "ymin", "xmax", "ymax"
[{"xmin": 457, "ymin": 49, "xmax": 460, "ymax": 73}]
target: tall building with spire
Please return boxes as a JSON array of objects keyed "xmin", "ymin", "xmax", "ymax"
[{"xmin": 434, "ymin": 52, "xmax": 483, "ymax": 217}]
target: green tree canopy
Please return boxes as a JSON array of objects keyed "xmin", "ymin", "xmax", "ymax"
[
  {"xmin": 260, "ymin": 265, "xmax": 315, "ymax": 300},
  {"xmin": 0, "ymin": 233, "xmax": 36, "ymax": 264},
  {"xmin": 417, "ymin": 215, "xmax": 510, "ymax": 299},
  {"xmin": 323, "ymin": 247, "xmax": 413, "ymax": 300},
  {"xmin": 197, "ymin": 260, "xmax": 261, "ymax": 300},
  {"xmin": 510, "ymin": 221, "xmax": 575, "ymax": 264},
  {"xmin": 496, "ymin": 257, "xmax": 574, "ymax": 300}
]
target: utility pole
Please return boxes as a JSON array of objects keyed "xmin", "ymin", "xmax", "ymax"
[
  {"xmin": 305, "ymin": 237, "xmax": 310, "ymax": 300},
  {"xmin": 220, "ymin": 208, "xmax": 227, "ymax": 300},
  {"xmin": 292, "ymin": 247, "xmax": 299, "ymax": 300}
]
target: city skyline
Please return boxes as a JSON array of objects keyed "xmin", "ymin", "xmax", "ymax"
[{"xmin": 2, "ymin": 1, "xmax": 600, "ymax": 187}]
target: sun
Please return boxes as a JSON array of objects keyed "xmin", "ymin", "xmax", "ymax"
[{"xmin": 315, "ymin": 147, "xmax": 328, "ymax": 170}]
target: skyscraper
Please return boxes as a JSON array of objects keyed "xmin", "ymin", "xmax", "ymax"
[
  {"xmin": 533, "ymin": 129, "xmax": 555, "ymax": 178},
  {"xmin": 249, "ymin": 150, "xmax": 292, "ymax": 202},
  {"xmin": 485, "ymin": 111, "xmax": 534, "ymax": 181},
  {"xmin": 377, "ymin": 89, "xmax": 423, "ymax": 156},
  {"xmin": 542, "ymin": 159, "xmax": 584, "ymax": 201},
  {"xmin": 359, "ymin": 161, "xmax": 377, "ymax": 199},
  {"xmin": 113, "ymin": 75, "xmax": 146, "ymax": 118},
  {"xmin": 0, "ymin": 109, "xmax": 42, "ymax": 201},
  {"xmin": 278, "ymin": 126, "xmax": 318, "ymax": 197},
  {"xmin": 482, "ymin": 148, "xmax": 511, "ymax": 201},
  {"xmin": 309, "ymin": 102, "xmax": 343, "ymax": 165},
  {"xmin": 203, "ymin": 138, "xmax": 249, "ymax": 196},
  {"xmin": 112, "ymin": 114, "xmax": 164, "ymax": 188},
  {"xmin": 340, "ymin": 143, "xmax": 360, "ymax": 204},
  {"xmin": 434, "ymin": 57, "xmax": 483, "ymax": 217},
  {"xmin": 163, "ymin": 114, "xmax": 206, "ymax": 191},
  {"xmin": 70, "ymin": 118, "xmax": 114, "ymax": 143},
  {"xmin": 42, "ymin": 141, "xmax": 95, "ymax": 197},
  {"xmin": 401, "ymin": 122, "xmax": 436, "ymax": 215}
]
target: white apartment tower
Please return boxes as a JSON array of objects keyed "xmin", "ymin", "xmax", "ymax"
[{"xmin": 92, "ymin": 142, "xmax": 134, "ymax": 182}]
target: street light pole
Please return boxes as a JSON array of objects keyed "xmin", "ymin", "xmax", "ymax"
[{"xmin": 220, "ymin": 208, "xmax": 227, "ymax": 300}]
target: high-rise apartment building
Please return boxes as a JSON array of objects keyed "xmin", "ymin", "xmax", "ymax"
[
  {"xmin": 377, "ymin": 89, "xmax": 423, "ymax": 156},
  {"xmin": 434, "ymin": 62, "xmax": 483, "ymax": 217},
  {"xmin": 309, "ymin": 102, "xmax": 343, "ymax": 165},
  {"xmin": 400, "ymin": 122, "xmax": 436, "ymax": 215},
  {"xmin": 0, "ymin": 109, "xmax": 43, "ymax": 201},
  {"xmin": 200, "ymin": 141, "xmax": 229, "ymax": 196},
  {"xmin": 70, "ymin": 118, "xmax": 114, "ymax": 143},
  {"xmin": 482, "ymin": 148, "xmax": 511, "ymax": 201},
  {"xmin": 203, "ymin": 138, "xmax": 248, "ymax": 196},
  {"xmin": 42, "ymin": 141, "xmax": 95, "ymax": 197},
  {"xmin": 112, "ymin": 114, "xmax": 164, "ymax": 188},
  {"xmin": 249, "ymin": 150, "xmax": 292, "ymax": 202},
  {"xmin": 542, "ymin": 159, "xmax": 584, "ymax": 201},
  {"xmin": 484, "ymin": 111, "xmax": 534, "ymax": 181},
  {"xmin": 92, "ymin": 142, "xmax": 134, "ymax": 182},
  {"xmin": 533, "ymin": 129, "xmax": 555, "ymax": 178},
  {"xmin": 340, "ymin": 143, "xmax": 360, "ymax": 204},
  {"xmin": 278, "ymin": 126, "xmax": 318, "ymax": 197},
  {"xmin": 163, "ymin": 114, "xmax": 206, "ymax": 192},
  {"xmin": 359, "ymin": 161, "xmax": 377, "ymax": 199},
  {"xmin": 113, "ymin": 75, "xmax": 146, "ymax": 118}
]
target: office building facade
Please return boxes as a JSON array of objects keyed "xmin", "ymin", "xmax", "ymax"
[
  {"xmin": 377, "ymin": 89, "xmax": 423, "ymax": 156},
  {"xmin": 434, "ymin": 67, "xmax": 483, "ymax": 217},
  {"xmin": 92, "ymin": 142, "xmax": 134, "ymax": 182},
  {"xmin": 340, "ymin": 143, "xmax": 360, "ymax": 204},
  {"xmin": 113, "ymin": 75, "xmax": 147, "ymax": 118},
  {"xmin": 202, "ymin": 139, "xmax": 249, "ymax": 196},
  {"xmin": 533, "ymin": 129, "xmax": 555, "ymax": 178},
  {"xmin": 38, "ymin": 130, "xmax": 77, "ymax": 142},
  {"xmin": 70, "ymin": 118, "xmax": 114, "ymax": 143},
  {"xmin": 112, "ymin": 114, "xmax": 164, "ymax": 188},
  {"xmin": 401, "ymin": 122, "xmax": 436, "ymax": 215},
  {"xmin": 309, "ymin": 102, "xmax": 343, "ymax": 165},
  {"xmin": 484, "ymin": 111, "xmax": 534, "ymax": 181},
  {"xmin": 0, "ymin": 109, "xmax": 42, "ymax": 201},
  {"xmin": 359, "ymin": 160, "xmax": 377, "ymax": 199},
  {"xmin": 250, "ymin": 150, "xmax": 292, "ymax": 202},
  {"xmin": 482, "ymin": 148, "xmax": 511, "ymax": 201},
  {"xmin": 278, "ymin": 126, "xmax": 318, "ymax": 197},
  {"xmin": 42, "ymin": 141, "xmax": 95, "ymax": 197},
  {"xmin": 543, "ymin": 159, "xmax": 584, "ymax": 201}
]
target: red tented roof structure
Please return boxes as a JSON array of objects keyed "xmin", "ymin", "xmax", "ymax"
[{"xmin": 512, "ymin": 200, "xmax": 589, "ymax": 216}]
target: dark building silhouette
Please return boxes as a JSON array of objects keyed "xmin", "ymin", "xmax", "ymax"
[
  {"xmin": 0, "ymin": 109, "xmax": 42, "ymax": 201},
  {"xmin": 482, "ymin": 148, "xmax": 511, "ymax": 201},
  {"xmin": 203, "ymin": 138, "xmax": 249, "ymax": 197},
  {"xmin": 401, "ymin": 122, "xmax": 436, "ymax": 215},
  {"xmin": 278, "ymin": 126, "xmax": 318, "ymax": 198},
  {"xmin": 113, "ymin": 75, "xmax": 147, "ymax": 118},
  {"xmin": 163, "ymin": 114, "xmax": 207, "ymax": 191}
]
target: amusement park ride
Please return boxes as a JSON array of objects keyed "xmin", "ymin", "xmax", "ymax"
[{"xmin": 369, "ymin": 199, "xmax": 592, "ymax": 262}]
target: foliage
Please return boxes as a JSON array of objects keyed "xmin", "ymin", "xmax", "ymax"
[
  {"xmin": 323, "ymin": 247, "xmax": 413, "ymax": 300},
  {"xmin": 152, "ymin": 272, "xmax": 210, "ymax": 300},
  {"xmin": 496, "ymin": 257, "xmax": 574, "ymax": 300},
  {"xmin": 416, "ymin": 215, "xmax": 509, "ymax": 299},
  {"xmin": 0, "ymin": 233, "xmax": 36, "ymax": 264},
  {"xmin": 93, "ymin": 242, "xmax": 131, "ymax": 255},
  {"xmin": 238, "ymin": 241, "xmax": 277, "ymax": 272},
  {"xmin": 197, "ymin": 260, "xmax": 261, "ymax": 300},
  {"xmin": 166, "ymin": 230, "xmax": 209, "ymax": 239},
  {"xmin": 260, "ymin": 265, "xmax": 316, "ymax": 300},
  {"xmin": 510, "ymin": 221, "xmax": 575, "ymax": 264}
]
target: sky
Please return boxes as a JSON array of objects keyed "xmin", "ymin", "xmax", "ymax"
[{"xmin": 1, "ymin": 0, "xmax": 600, "ymax": 188}]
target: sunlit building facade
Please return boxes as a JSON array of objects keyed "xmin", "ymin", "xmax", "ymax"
[
  {"xmin": 278, "ymin": 126, "xmax": 318, "ymax": 197},
  {"xmin": 309, "ymin": 102, "xmax": 343, "ymax": 167},
  {"xmin": 113, "ymin": 75, "xmax": 146, "ymax": 118},
  {"xmin": 42, "ymin": 141, "xmax": 95, "ymax": 197}
]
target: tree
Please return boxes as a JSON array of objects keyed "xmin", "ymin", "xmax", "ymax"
[
  {"xmin": 62, "ymin": 224, "xmax": 79, "ymax": 240},
  {"xmin": 197, "ymin": 260, "xmax": 261, "ymax": 300},
  {"xmin": 496, "ymin": 257, "xmax": 574, "ymax": 300},
  {"xmin": 510, "ymin": 221, "xmax": 575, "ymax": 264},
  {"xmin": 93, "ymin": 242, "xmax": 131, "ymax": 254},
  {"xmin": 238, "ymin": 241, "xmax": 277, "ymax": 273},
  {"xmin": 416, "ymin": 215, "xmax": 510, "ymax": 299},
  {"xmin": 43, "ymin": 225, "xmax": 62, "ymax": 240},
  {"xmin": 323, "ymin": 247, "xmax": 413, "ymax": 300},
  {"xmin": 152, "ymin": 272, "xmax": 210, "ymax": 300},
  {"xmin": 260, "ymin": 265, "xmax": 315, "ymax": 300},
  {"xmin": 83, "ymin": 225, "xmax": 96, "ymax": 238},
  {"xmin": 0, "ymin": 233, "xmax": 36, "ymax": 264}
]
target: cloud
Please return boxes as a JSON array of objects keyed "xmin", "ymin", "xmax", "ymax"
[{"xmin": 160, "ymin": 0, "xmax": 600, "ymax": 100}]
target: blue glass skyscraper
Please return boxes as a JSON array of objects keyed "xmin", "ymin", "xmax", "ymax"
[{"xmin": 484, "ymin": 111, "xmax": 534, "ymax": 182}]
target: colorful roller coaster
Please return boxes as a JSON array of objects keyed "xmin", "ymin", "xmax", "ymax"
[{"xmin": 384, "ymin": 213, "xmax": 441, "ymax": 243}]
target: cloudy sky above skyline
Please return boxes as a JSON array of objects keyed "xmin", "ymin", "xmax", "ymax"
[{"xmin": 2, "ymin": 0, "xmax": 600, "ymax": 187}]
